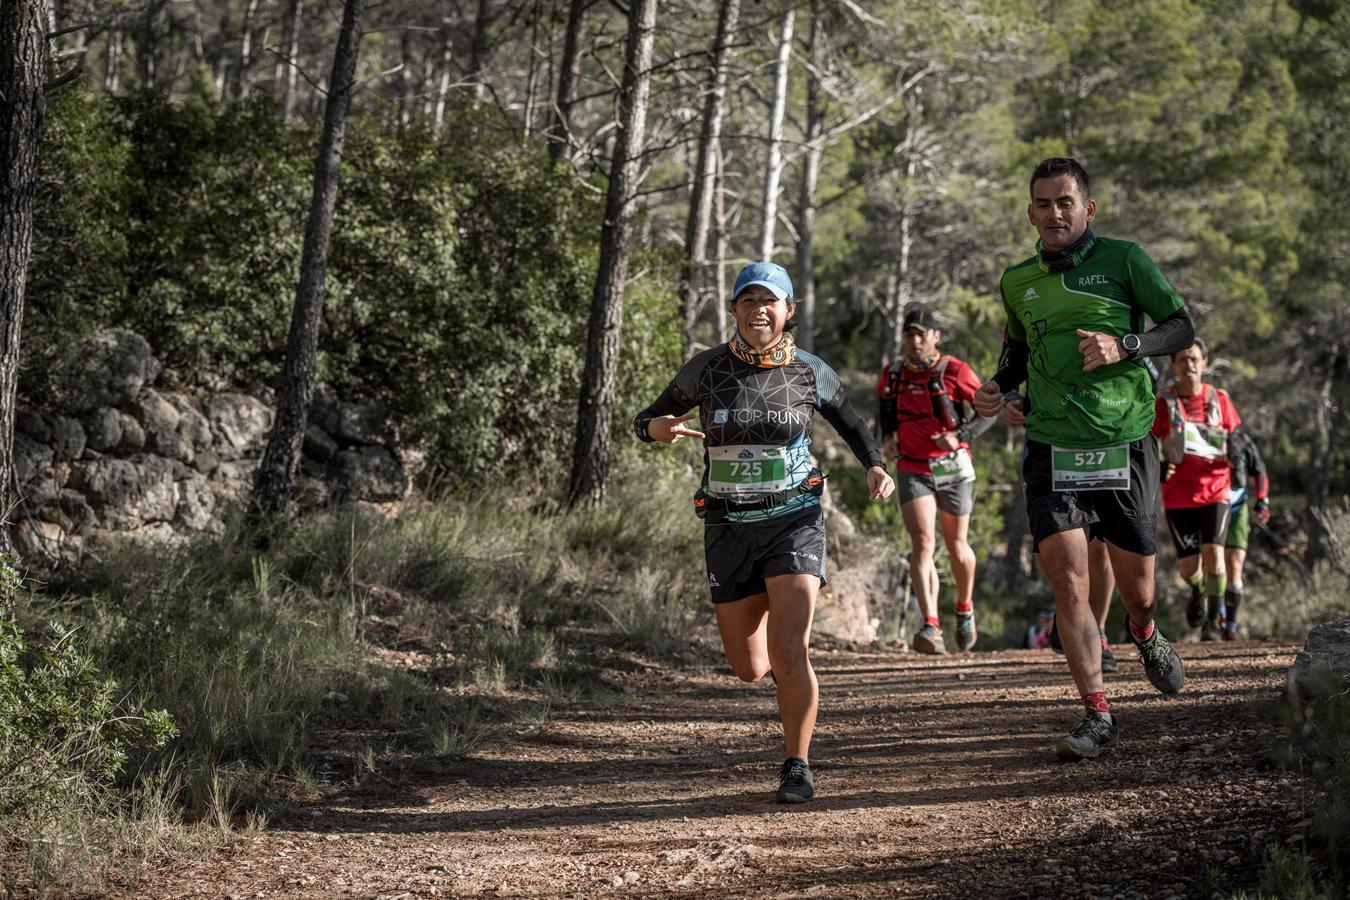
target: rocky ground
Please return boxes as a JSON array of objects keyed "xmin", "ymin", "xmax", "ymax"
[{"xmin": 112, "ymin": 639, "xmax": 1313, "ymax": 899}]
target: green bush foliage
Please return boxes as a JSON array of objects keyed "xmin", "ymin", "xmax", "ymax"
[
  {"xmin": 0, "ymin": 571, "xmax": 176, "ymax": 819},
  {"xmin": 27, "ymin": 91, "xmax": 606, "ymax": 479}
]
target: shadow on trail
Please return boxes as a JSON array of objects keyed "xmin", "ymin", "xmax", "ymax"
[
  {"xmin": 283, "ymin": 690, "xmax": 1265, "ymax": 836},
  {"xmin": 289, "ymin": 773, "xmax": 1131, "ymax": 836}
]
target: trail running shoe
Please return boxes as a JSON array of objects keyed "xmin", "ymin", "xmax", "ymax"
[
  {"xmin": 1131, "ymin": 628, "xmax": 1185, "ymax": 695},
  {"xmin": 1185, "ymin": 591, "xmax": 1204, "ymax": 628},
  {"xmin": 1100, "ymin": 641, "xmax": 1119, "ymax": 674},
  {"xmin": 1056, "ymin": 711, "xmax": 1119, "ymax": 761},
  {"xmin": 914, "ymin": 624, "xmax": 947, "ymax": 655},
  {"xmin": 1223, "ymin": 624, "xmax": 1239, "ymax": 642},
  {"xmin": 1201, "ymin": 620, "xmax": 1221, "ymax": 642},
  {"xmin": 776, "ymin": 757, "xmax": 814, "ymax": 803},
  {"xmin": 956, "ymin": 610, "xmax": 978, "ymax": 651},
  {"xmin": 1049, "ymin": 615, "xmax": 1064, "ymax": 653}
]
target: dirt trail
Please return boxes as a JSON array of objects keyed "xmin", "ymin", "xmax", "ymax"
[{"xmin": 143, "ymin": 641, "xmax": 1308, "ymax": 899}]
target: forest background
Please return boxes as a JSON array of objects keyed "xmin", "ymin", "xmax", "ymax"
[{"xmin": 1, "ymin": 0, "xmax": 1348, "ymax": 893}]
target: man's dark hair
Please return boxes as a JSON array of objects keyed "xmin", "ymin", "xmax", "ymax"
[
  {"xmin": 1172, "ymin": 338, "xmax": 1207, "ymax": 361},
  {"xmin": 1030, "ymin": 157, "xmax": 1091, "ymax": 200}
]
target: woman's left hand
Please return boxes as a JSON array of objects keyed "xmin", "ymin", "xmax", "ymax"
[{"xmin": 866, "ymin": 465, "xmax": 895, "ymax": 501}]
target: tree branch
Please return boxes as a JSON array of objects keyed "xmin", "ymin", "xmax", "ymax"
[{"xmin": 45, "ymin": 67, "xmax": 84, "ymax": 93}]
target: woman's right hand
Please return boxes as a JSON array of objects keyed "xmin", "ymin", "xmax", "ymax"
[{"xmin": 647, "ymin": 413, "xmax": 706, "ymax": 444}]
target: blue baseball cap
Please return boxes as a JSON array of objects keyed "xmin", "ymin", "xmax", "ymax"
[{"xmin": 733, "ymin": 261, "xmax": 794, "ymax": 301}]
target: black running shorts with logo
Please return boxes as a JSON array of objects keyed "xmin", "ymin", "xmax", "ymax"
[
  {"xmin": 1165, "ymin": 501, "xmax": 1230, "ymax": 559},
  {"xmin": 1225, "ymin": 501, "xmax": 1250, "ymax": 551},
  {"xmin": 897, "ymin": 469, "xmax": 976, "ymax": 516},
  {"xmin": 703, "ymin": 505, "xmax": 828, "ymax": 604},
  {"xmin": 1023, "ymin": 437, "xmax": 1159, "ymax": 555}
]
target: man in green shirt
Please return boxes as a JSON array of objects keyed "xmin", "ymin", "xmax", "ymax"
[{"xmin": 973, "ymin": 157, "xmax": 1195, "ymax": 761}]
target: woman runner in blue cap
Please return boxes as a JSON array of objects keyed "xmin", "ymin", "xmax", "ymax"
[{"xmin": 634, "ymin": 261, "xmax": 894, "ymax": 803}]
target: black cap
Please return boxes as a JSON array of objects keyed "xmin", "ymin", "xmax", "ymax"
[{"xmin": 902, "ymin": 307, "xmax": 940, "ymax": 332}]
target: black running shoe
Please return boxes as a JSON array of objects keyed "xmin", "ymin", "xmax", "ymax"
[
  {"xmin": 1185, "ymin": 591, "xmax": 1204, "ymax": 628},
  {"xmin": 955, "ymin": 610, "xmax": 977, "ymax": 651},
  {"xmin": 776, "ymin": 757, "xmax": 814, "ymax": 803},
  {"xmin": 1200, "ymin": 620, "xmax": 1221, "ymax": 642},
  {"xmin": 1100, "ymin": 642, "xmax": 1119, "ymax": 674},
  {"xmin": 1056, "ymin": 711, "xmax": 1118, "ymax": 761},
  {"xmin": 1131, "ymin": 628, "xmax": 1185, "ymax": 695}
]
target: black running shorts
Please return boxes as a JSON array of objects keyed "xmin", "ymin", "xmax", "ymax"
[
  {"xmin": 1165, "ymin": 502, "xmax": 1230, "ymax": 559},
  {"xmin": 1024, "ymin": 437, "xmax": 1159, "ymax": 556},
  {"xmin": 703, "ymin": 505, "xmax": 828, "ymax": 604}
]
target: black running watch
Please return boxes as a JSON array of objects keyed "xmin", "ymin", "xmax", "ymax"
[{"xmin": 1119, "ymin": 333, "xmax": 1142, "ymax": 359}]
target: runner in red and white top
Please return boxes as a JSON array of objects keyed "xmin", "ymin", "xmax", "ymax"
[
  {"xmin": 877, "ymin": 307, "xmax": 993, "ymax": 654},
  {"xmin": 1151, "ymin": 339, "xmax": 1243, "ymax": 640}
]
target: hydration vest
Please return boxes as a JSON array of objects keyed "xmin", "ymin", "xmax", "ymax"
[
  {"xmin": 881, "ymin": 355, "xmax": 965, "ymax": 428},
  {"xmin": 1160, "ymin": 384, "xmax": 1226, "ymax": 464}
]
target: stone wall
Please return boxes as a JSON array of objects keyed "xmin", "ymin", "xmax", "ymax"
[{"xmin": 10, "ymin": 330, "xmax": 410, "ymax": 563}]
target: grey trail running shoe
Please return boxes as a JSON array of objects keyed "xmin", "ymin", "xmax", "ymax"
[
  {"xmin": 914, "ymin": 624, "xmax": 946, "ymax": 655},
  {"xmin": 1131, "ymin": 628, "xmax": 1185, "ymax": 695},
  {"xmin": 1100, "ymin": 641, "xmax": 1119, "ymax": 674},
  {"xmin": 1056, "ymin": 711, "xmax": 1119, "ymax": 761},
  {"xmin": 1200, "ymin": 620, "xmax": 1221, "ymax": 642},
  {"xmin": 956, "ymin": 610, "xmax": 978, "ymax": 651},
  {"xmin": 776, "ymin": 757, "xmax": 814, "ymax": 803}
]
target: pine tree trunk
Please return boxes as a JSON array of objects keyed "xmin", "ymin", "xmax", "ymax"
[
  {"xmin": 232, "ymin": 0, "xmax": 259, "ymax": 101},
  {"xmin": 795, "ymin": 0, "xmax": 822, "ymax": 352},
  {"xmin": 757, "ymin": 3, "xmax": 794, "ymax": 261},
  {"xmin": 888, "ymin": 91, "xmax": 921, "ymax": 361},
  {"xmin": 432, "ymin": 26, "xmax": 453, "ymax": 135},
  {"xmin": 135, "ymin": 0, "xmax": 168, "ymax": 89},
  {"xmin": 1307, "ymin": 335, "xmax": 1346, "ymax": 565},
  {"xmin": 104, "ymin": 26, "xmax": 121, "ymax": 92},
  {"xmin": 470, "ymin": 0, "xmax": 492, "ymax": 106},
  {"xmin": 522, "ymin": 0, "xmax": 542, "ymax": 138},
  {"xmin": 0, "ymin": 0, "xmax": 50, "ymax": 557},
  {"xmin": 713, "ymin": 139, "xmax": 729, "ymax": 339},
  {"xmin": 277, "ymin": 0, "xmax": 303, "ymax": 122},
  {"xmin": 680, "ymin": 0, "xmax": 739, "ymax": 359},
  {"xmin": 252, "ymin": 0, "xmax": 366, "ymax": 515},
  {"xmin": 567, "ymin": 0, "xmax": 658, "ymax": 507},
  {"xmin": 547, "ymin": 0, "xmax": 587, "ymax": 165},
  {"xmin": 397, "ymin": 28, "xmax": 414, "ymax": 127}
]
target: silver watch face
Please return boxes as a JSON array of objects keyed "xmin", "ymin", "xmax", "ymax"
[{"xmin": 1123, "ymin": 334, "xmax": 1141, "ymax": 353}]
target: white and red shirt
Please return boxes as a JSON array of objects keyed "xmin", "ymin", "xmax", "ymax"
[
  {"xmin": 877, "ymin": 355, "xmax": 984, "ymax": 476},
  {"xmin": 1151, "ymin": 385, "xmax": 1241, "ymax": 509}
]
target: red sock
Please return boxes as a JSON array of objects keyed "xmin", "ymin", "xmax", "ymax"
[
  {"xmin": 955, "ymin": 601, "xmax": 973, "ymax": 614},
  {"xmin": 1083, "ymin": 691, "xmax": 1109, "ymax": 714},
  {"xmin": 925, "ymin": 616, "xmax": 940, "ymax": 628},
  {"xmin": 1128, "ymin": 619, "xmax": 1155, "ymax": 642},
  {"xmin": 1100, "ymin": 635, "xmax": 1109, "ymax": 649}
]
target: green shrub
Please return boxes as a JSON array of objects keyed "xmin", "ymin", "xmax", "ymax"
[
  {"xmin": 26, "ymin": 91, "xmax": 611, "ymax": 481},
  {"xmin": 0, "ymin": 618, "xmax": 176, "ymax": 817}
]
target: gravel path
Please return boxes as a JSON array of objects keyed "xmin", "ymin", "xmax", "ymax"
[{"xmin": 138, "ymin": 641, "xmax": 1308, "ymax": 899}]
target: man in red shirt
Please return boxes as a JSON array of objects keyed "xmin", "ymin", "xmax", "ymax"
[
  {"xmin": 1151, "ymin": 340, "xmax": 1242, "ymax": 641},
  {"xmin": 878, "ymin": 308, "xmax": 993, "ymax": 653}
]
